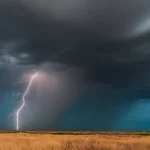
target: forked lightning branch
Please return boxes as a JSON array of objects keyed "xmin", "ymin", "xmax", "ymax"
[{"xmin": 16, "ymin": 72, "xmax": 38, "ymax": 130}]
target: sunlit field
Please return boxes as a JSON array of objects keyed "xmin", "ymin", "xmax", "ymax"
[{"xmin": 0, "ymin": 131, "xmax": 150, "ymax": 150}]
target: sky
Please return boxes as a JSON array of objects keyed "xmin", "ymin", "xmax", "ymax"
[{"xmin": 0, "ymin": 0, "xmax": 150, "ymax": 131}]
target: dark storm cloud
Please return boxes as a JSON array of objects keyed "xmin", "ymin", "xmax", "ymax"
[{"xmin": 1, "ymin": 0, "xmax": 150, "ymax": 86}]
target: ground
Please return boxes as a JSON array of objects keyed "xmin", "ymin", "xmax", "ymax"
[{"xmin": 0, "ymin": 131, "xmax": 150, "ymax": 150}]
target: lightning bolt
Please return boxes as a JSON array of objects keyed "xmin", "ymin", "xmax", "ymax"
[{"xmin": 16, "ymin": 72, "xmax": 38, "ymax": 130}]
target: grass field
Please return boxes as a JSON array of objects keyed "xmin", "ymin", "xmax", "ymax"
[{"xmin": 0, "ymin": 131, "xmax": 150, "ymax": 150}]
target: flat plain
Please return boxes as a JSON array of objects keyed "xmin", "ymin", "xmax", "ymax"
[{"xmin": 0, "ymin": 131, "xmax": 150, "ymax": 150}]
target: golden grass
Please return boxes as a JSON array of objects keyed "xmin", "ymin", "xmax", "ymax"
[{"xmin": 0, "ymin": 133, "xmax": 150, "ymax": 150}]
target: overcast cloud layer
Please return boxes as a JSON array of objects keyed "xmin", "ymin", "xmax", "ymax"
[{"xmin": 0, "ymin": 1, "xmax": 150, "ymax": 84}]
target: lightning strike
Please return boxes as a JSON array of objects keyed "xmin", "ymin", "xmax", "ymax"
[{"xmin": 16, "ymin": 72, "xmax": 38, "ymax": 130}]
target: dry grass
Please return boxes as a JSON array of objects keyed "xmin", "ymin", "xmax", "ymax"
[{"xmin": 0, "ymin": 132, "xmax": 150, "ymax": 150}]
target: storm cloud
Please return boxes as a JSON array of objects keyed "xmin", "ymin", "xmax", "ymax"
[{"xmin": 0, "ymin": 0, "xmax": 150, "ymax": 130}]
